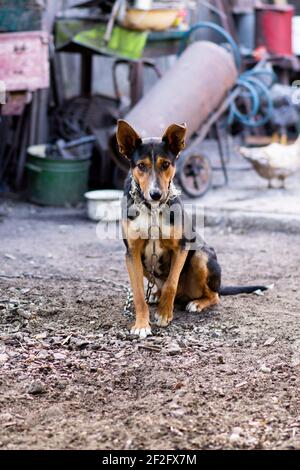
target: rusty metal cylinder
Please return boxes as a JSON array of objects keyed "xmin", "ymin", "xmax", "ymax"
[{"xmin": 124, "ymin": 41, "xmax": 238, "ymax": 139}]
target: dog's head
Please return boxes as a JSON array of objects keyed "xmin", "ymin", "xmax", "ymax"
[{"xmin": 116, "ymin": 120, "xmax": 187, "ymax": 204}]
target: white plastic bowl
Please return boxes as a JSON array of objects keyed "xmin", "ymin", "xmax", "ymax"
[{"xmin": 84, "ymin": 190, "xmax": 124, "ymax": 222}]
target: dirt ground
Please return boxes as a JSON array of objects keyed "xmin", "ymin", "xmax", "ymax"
[{"xmin": 0, "ymin": 199, "xmax": 299, "ymax": 450}]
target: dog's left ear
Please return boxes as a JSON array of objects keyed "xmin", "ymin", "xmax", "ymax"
[
  {"xmin": 162, "ymin": 123, "xmax": 187, "ymax": 157},
  {"xmin": 116, "ymin": 120, "xmax": 142, "ymax": 159}
]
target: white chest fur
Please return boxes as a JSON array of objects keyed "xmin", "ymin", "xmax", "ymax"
[{"xmin": 126, "ymin": 206, "xmax": 177, "ymax": 241}]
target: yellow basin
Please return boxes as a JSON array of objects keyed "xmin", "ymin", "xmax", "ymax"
[{"xmin": 123, "ymin": 8, "xmax": 179, "ymax": 31}]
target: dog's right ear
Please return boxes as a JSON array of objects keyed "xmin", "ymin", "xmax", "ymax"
[
  {"xmin": 116, "ymin": 120, "xmax": 142, "ymax": 159},
  {"xmin": 162, "ymin": 123, "xmax": 187, "ymax": 157}
]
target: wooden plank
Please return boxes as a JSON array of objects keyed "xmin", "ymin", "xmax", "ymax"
[
  {"xmin": 15, "ymin": 104, "xmax": 30, "ymax": 189},
  {"xmin": 36, "ymin": 89, "xmax": 49, "ymax": 143},
  {"xmin": 0, "ymin": 31, "xmax": 50, "ymax": 92}
]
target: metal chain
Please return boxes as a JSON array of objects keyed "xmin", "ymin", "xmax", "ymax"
[
  {"xmin": 0, "ymin": 272, "xmax": 134, "ymax": 319},
  {"xmin": 92, "ymin": 277, "xmax": 134, "ymax": 318},
  {"xmin": 145, "ymin": 209, "xmax": 161, "ymax": 303},
  {"xmin": 0, "ymin": 206, "xmax": 163, "ymax": 319}
]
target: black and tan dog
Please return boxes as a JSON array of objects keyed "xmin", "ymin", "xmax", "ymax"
[{"xmin": 117, "ymin": 120, "xmax": 269, "ymax": 338}]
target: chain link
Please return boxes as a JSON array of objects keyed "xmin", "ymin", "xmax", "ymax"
[
  {"xmin": 144, "ymin": 208, "xmax": 161, "ymax": 303},
  {"xmin": 95, "ymin": 277, "xmax": 134, "ymax": 318},
  {"xmin": 1, "ymin": 206, "xmax": 163, "ymax": 319},
  {"xmin": 0, "ymin": 272, "xmax": 135, "ymax": 319}
]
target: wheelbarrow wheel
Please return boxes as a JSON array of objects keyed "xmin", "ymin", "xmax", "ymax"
[{"xmin": 177, "ymin": 149, "xmax": 212, "ymax": 198}]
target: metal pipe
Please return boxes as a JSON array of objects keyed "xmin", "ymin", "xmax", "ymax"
[{"xmin": 124, "ymin": 41, "xmax": 238, "ymax": 140}]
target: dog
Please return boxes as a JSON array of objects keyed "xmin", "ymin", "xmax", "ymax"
[{"xmin": 117, "ymin": 119, "xmax": 270, "ymax": 338}]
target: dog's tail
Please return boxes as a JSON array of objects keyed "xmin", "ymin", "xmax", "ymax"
[{"xmin": 219, "ymin": 284, "xmax": 274, "ymax": 296}]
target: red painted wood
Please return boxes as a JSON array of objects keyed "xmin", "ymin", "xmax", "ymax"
[{"xmin": 0, "ymin": 31, "xmax": 49, "ymax": 92}]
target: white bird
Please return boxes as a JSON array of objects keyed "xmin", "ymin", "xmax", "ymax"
[{"xmin": 239, "ymin": 136, "xmax": 300, "ymax": 188}]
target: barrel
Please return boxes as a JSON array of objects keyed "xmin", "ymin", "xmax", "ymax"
[
  {"xmin": 123, "ymin": 41, "xmax": 238, "ymax": 139},
  {"xmin": 255, "ymin": 5, "xmax": 294, "ymax": 56},
  {"xmin": 26, "ymin": 145, "xmax": 91, "ymax": 206}
]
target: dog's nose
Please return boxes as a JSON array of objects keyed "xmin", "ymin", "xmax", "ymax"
[{"xmin": 150, "ymin": 189, "xmax": 162, "ymax": 201}]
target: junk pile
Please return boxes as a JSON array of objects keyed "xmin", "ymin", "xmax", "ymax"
[{"xmin": 1, "ymin": 0, "xmax": 300, "ymax": 201}]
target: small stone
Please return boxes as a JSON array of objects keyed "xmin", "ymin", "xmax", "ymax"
[
  {"xmin": 291, "ymin": 356, "xmax": 300, "ymax": 368},
  {"xmin": 116, "ymin": 331, "xmax": 127, "ymax": 340},
  {"xmin": 260, "ymin": 365, "xmax": 271, "ymax": 373},
  {"xmin": 80, "ymin": 350, "xmax": 89, "ymax": 358},
  {"xmin": 36, "ymin": 350, "xmax": 49, "ymax": 359},
  {"xmin": 264, "ymin": 337, "xmax": 276, "ymax": 346},
  {"xmin": 229, "ymin": 432, "xmax": 241, "ymax": 444},
  {"xmin": 28, "ymin": 381, "xmax": 46, "ymax": 395},
  {"xmin": 217, "ymin": 355, "xmax": 225, "ymax": 364},
  {"xmin": 53, "ymin": 352, "xmax": 66, "ymax": 360},
  {"xmin": 211, "ymin": 330, "xmax": 222, "ymax": 338},
  {"xmin": 115, "ymin": 351, "xmax": 124, "ymax": 359},
  {"xmin": 17, "ymin": 308, "xmax": 31, "ymax": 319},
  {"xmin": 59, "ymin": 225, "xmax": 70, "ymax": 233},
  {"xmin": 235, "ymin": 381, "xmax": 248, "ymax": 389},
  {"xmin": 55, "ymin": 379, "xmax": 67, "ymax": 390},
  {"xmin": 229, "ymin": 427, "xmax": 243, "ymax": 443},
  {"xmin": 166, "ymin": 342, "xmax": 182, "ymax": 356},
  {"xmin": 74, "ymin": 339, "xmax": 89, "ymax": 350},
  {"xmin": 4, "ymin": 254, "xmax": 16, "ymax": 260},
  {"xmin": 8, "ymin": 351, "xmax": 19, "ymax": 358},
  {"xmin": 35, "ymin": 332, "xmax": 48, "ymax": 340},
  {"xmin": 232, "ymin": 426, "xmax": 243, "ymax": 434},
  {"xmin": 90, "ymin": 343, "xmax": 101, "ymax": 350},
  {"xmin": 0, "ymin": 353, "xmax": 8, "ymax": 363},
  {"xmin": 21, "ymin": 288, "xmax": 31, "ymax": 294}
]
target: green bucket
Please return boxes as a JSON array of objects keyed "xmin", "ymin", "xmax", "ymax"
[{"xmin": 26, "ymin": 145, "xmax": 91, "ymax": 206}]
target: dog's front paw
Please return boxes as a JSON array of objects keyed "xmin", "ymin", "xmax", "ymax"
[
  {"xmin": 130, "ymin": 323, "xmax": 152, "ymax": 339},
  {"xmin": 154, "ymin": 312, "xmax": 172, "ymax": 327}
]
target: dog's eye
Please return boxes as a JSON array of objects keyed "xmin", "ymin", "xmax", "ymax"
[
  {"xmin": 161, "ymin": 161, "xmax": 170, "ymax": 171},
  {"xmin": 138, "ymin": 163, "xmax": 147, "ymax": 172}
]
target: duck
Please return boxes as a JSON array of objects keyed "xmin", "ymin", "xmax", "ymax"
[{"xmin": 238, "ymin": 136, "xmax": 300, "ymax": 188}]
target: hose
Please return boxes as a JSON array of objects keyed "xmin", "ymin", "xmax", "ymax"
[
  {"xmin": 181, "ymin": 22, "xmax": 275, "ymax": 128},
  {"xmin": 180, "ymin": 21, "xmax": 241, "ymax": 70},
  {"xmin": 230, "ymin": 71, "xmax": 274, "ymax": 127}
]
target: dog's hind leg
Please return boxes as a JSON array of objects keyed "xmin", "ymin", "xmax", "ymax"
[
  {"xmin": 186, "ymin": 290, "xmax": 220, "ymax": 313},
  {"xmin": 183, "ymin": 248, "xmax": 221, "ymax": 313}
]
